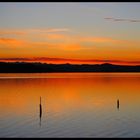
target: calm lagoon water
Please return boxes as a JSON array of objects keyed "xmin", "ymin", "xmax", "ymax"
[{"xmin": 0, "ymin": 73, "xmax": 140, "ymax": 138}]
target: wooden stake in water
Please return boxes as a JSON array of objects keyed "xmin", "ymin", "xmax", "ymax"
[
  {"xmin": 39, "ymin": 96, "xmax": 42, "ymax": 126},
  {"xmin": 117, "ymin": 99, "xmax": 120, "ymax": 110}
]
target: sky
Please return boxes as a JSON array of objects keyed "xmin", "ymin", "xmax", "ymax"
[{"xmin": 0, "ymin": 2, "xmax": 140, "ymax": 65}]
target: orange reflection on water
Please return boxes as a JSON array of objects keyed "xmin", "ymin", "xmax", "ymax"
[{"xmin": 0, "ymin": 73, "xmax": 140, "ymax": 115}]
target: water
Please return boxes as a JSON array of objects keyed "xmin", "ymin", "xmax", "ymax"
[{"xmin": 0, "ymin": 73, "xmax": 140, "ymax": 138}]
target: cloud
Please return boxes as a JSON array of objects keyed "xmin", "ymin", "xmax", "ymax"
[
  {"xmin": 56, "ymin": 43, "xmax": 84, "ymax": 51},
  {"xmin": 0, "ymin": 30, "xmax": 26, "ymax": 35},
  {"xmin": 0, "ymin": 57, "xmax": 140, "ymax": 65},
  {"xmin": 0, "ymin": 28, "xmax": 71, "ymax": 37},
  {"xmin": 79, "ymin": 36, "xmax": 130, "ymax": 44},
  {"xmin": 0, "ymin": 36, "xmax": 84, "ymax": 51},
  {"xmin": 45, "ymin": 34, "xmax": 68, "ymax": 40},
  {"xmin": 0, "ymin": 38, "xmax": 26, "ymax": 47},
  {"xmin": 104, "ymin": 17, "xmax": 140, "ymax": 23},
  {"xmin": 79, "ymin": 36, "xmax": 122, "ymax": 43},
  {"xmin": 24, "ymin": 28, "xmax": 71, "ymax": 34},
  {"xmin": 0, "ymin": 58, "xmax": 31, "ymax": 61},
  {"xmin": 0, "ymin": 28, "xmax": 139, "ymax": 52},
  {"xmin": 45, "ymin": 28, "xmax": 70, "ymax": 33}
]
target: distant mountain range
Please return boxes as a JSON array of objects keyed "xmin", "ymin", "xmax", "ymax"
[{"xmin": 0, "ymin": 62, "xmax": 140, "ymax": 73}]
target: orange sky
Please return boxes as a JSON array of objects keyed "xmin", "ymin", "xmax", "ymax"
[
  {"xmin": 0, "ymin": 28, "xmax": 140, "ymax": 65},
  {"xmin": 0, "ymin": 3, "xmax": 140, "ymax": 65}
]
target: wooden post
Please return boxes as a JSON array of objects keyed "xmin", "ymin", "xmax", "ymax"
[
  {"xmin": 117, "ymin": 99, "xmax": 120, "ymax": 110},
  {"xmin": 39, "ymin": 96, "xmax": 42, "ymax": 126}
]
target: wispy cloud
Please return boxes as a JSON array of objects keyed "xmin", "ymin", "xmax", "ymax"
[
  {"xmin": 104, "ymin": 17, "xmax": 140, "ymax": 23},
  {"xmin": 0, "ymin": 28, "xmax": 139, "ymax": 53},
  {"xmin": 0, "ymin": 57, "xmax": 140, "ymax": 65},
  {"xmin": 0, "ymin": 38, "xmax": 26, "ymax": 47},
  {"xmin": 79, "ymin": 36, "xmax": 123, "ymax": 44},
  {"xmin": 0, "ymin": 28, "xmax": 71, "ymax": 36},
  {"xmin": 45, "ymin": 34, "xmax": 68, "ymax": 40},
  {"xmin": 45, "ymin": 28, "xmax": 70, "ymax": 33},
  {"xmin": 0, "ymin": 30, "xmax": 26, "ymax": 35}
]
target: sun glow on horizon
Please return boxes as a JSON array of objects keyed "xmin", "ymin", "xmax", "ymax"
[{"xmin": 0, "ymin": 3, "xmax": 140, "ymax": 66}]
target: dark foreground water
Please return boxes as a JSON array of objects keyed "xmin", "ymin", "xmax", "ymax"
[{"xmin": 0, "ymin": 73, "xmax": 140, "ymax": 138}]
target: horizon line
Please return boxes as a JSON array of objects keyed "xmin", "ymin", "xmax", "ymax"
[
  {"xmin": 0, "ymin": 61, "xmax": 140, "ymax": 67},
  {"xmin": 0, "ymin": 57, "xmax": 140, "ymax": 66}
]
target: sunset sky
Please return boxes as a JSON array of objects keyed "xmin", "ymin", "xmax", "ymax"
[{"xmin": 0, "ymin": 2, "xmax": 140, "ymax": 65}]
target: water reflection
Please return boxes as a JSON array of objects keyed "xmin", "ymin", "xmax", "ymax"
[
  {"xmin": 0, "ymin": 74, "xmax": 140, "ymax": 116},
  {"xmin": 0, "ymin": 73, "xmax": 140, "ymax": 137}
]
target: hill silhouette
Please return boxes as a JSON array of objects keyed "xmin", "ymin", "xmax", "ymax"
[{"xmin": 0, "ymin": 62, "xmax": 140, "ymax": 73}]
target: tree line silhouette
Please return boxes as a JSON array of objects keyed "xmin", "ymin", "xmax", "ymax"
[{"xmin": 0, "ymin": 62, "xmax": 140, "ymax": 73}]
